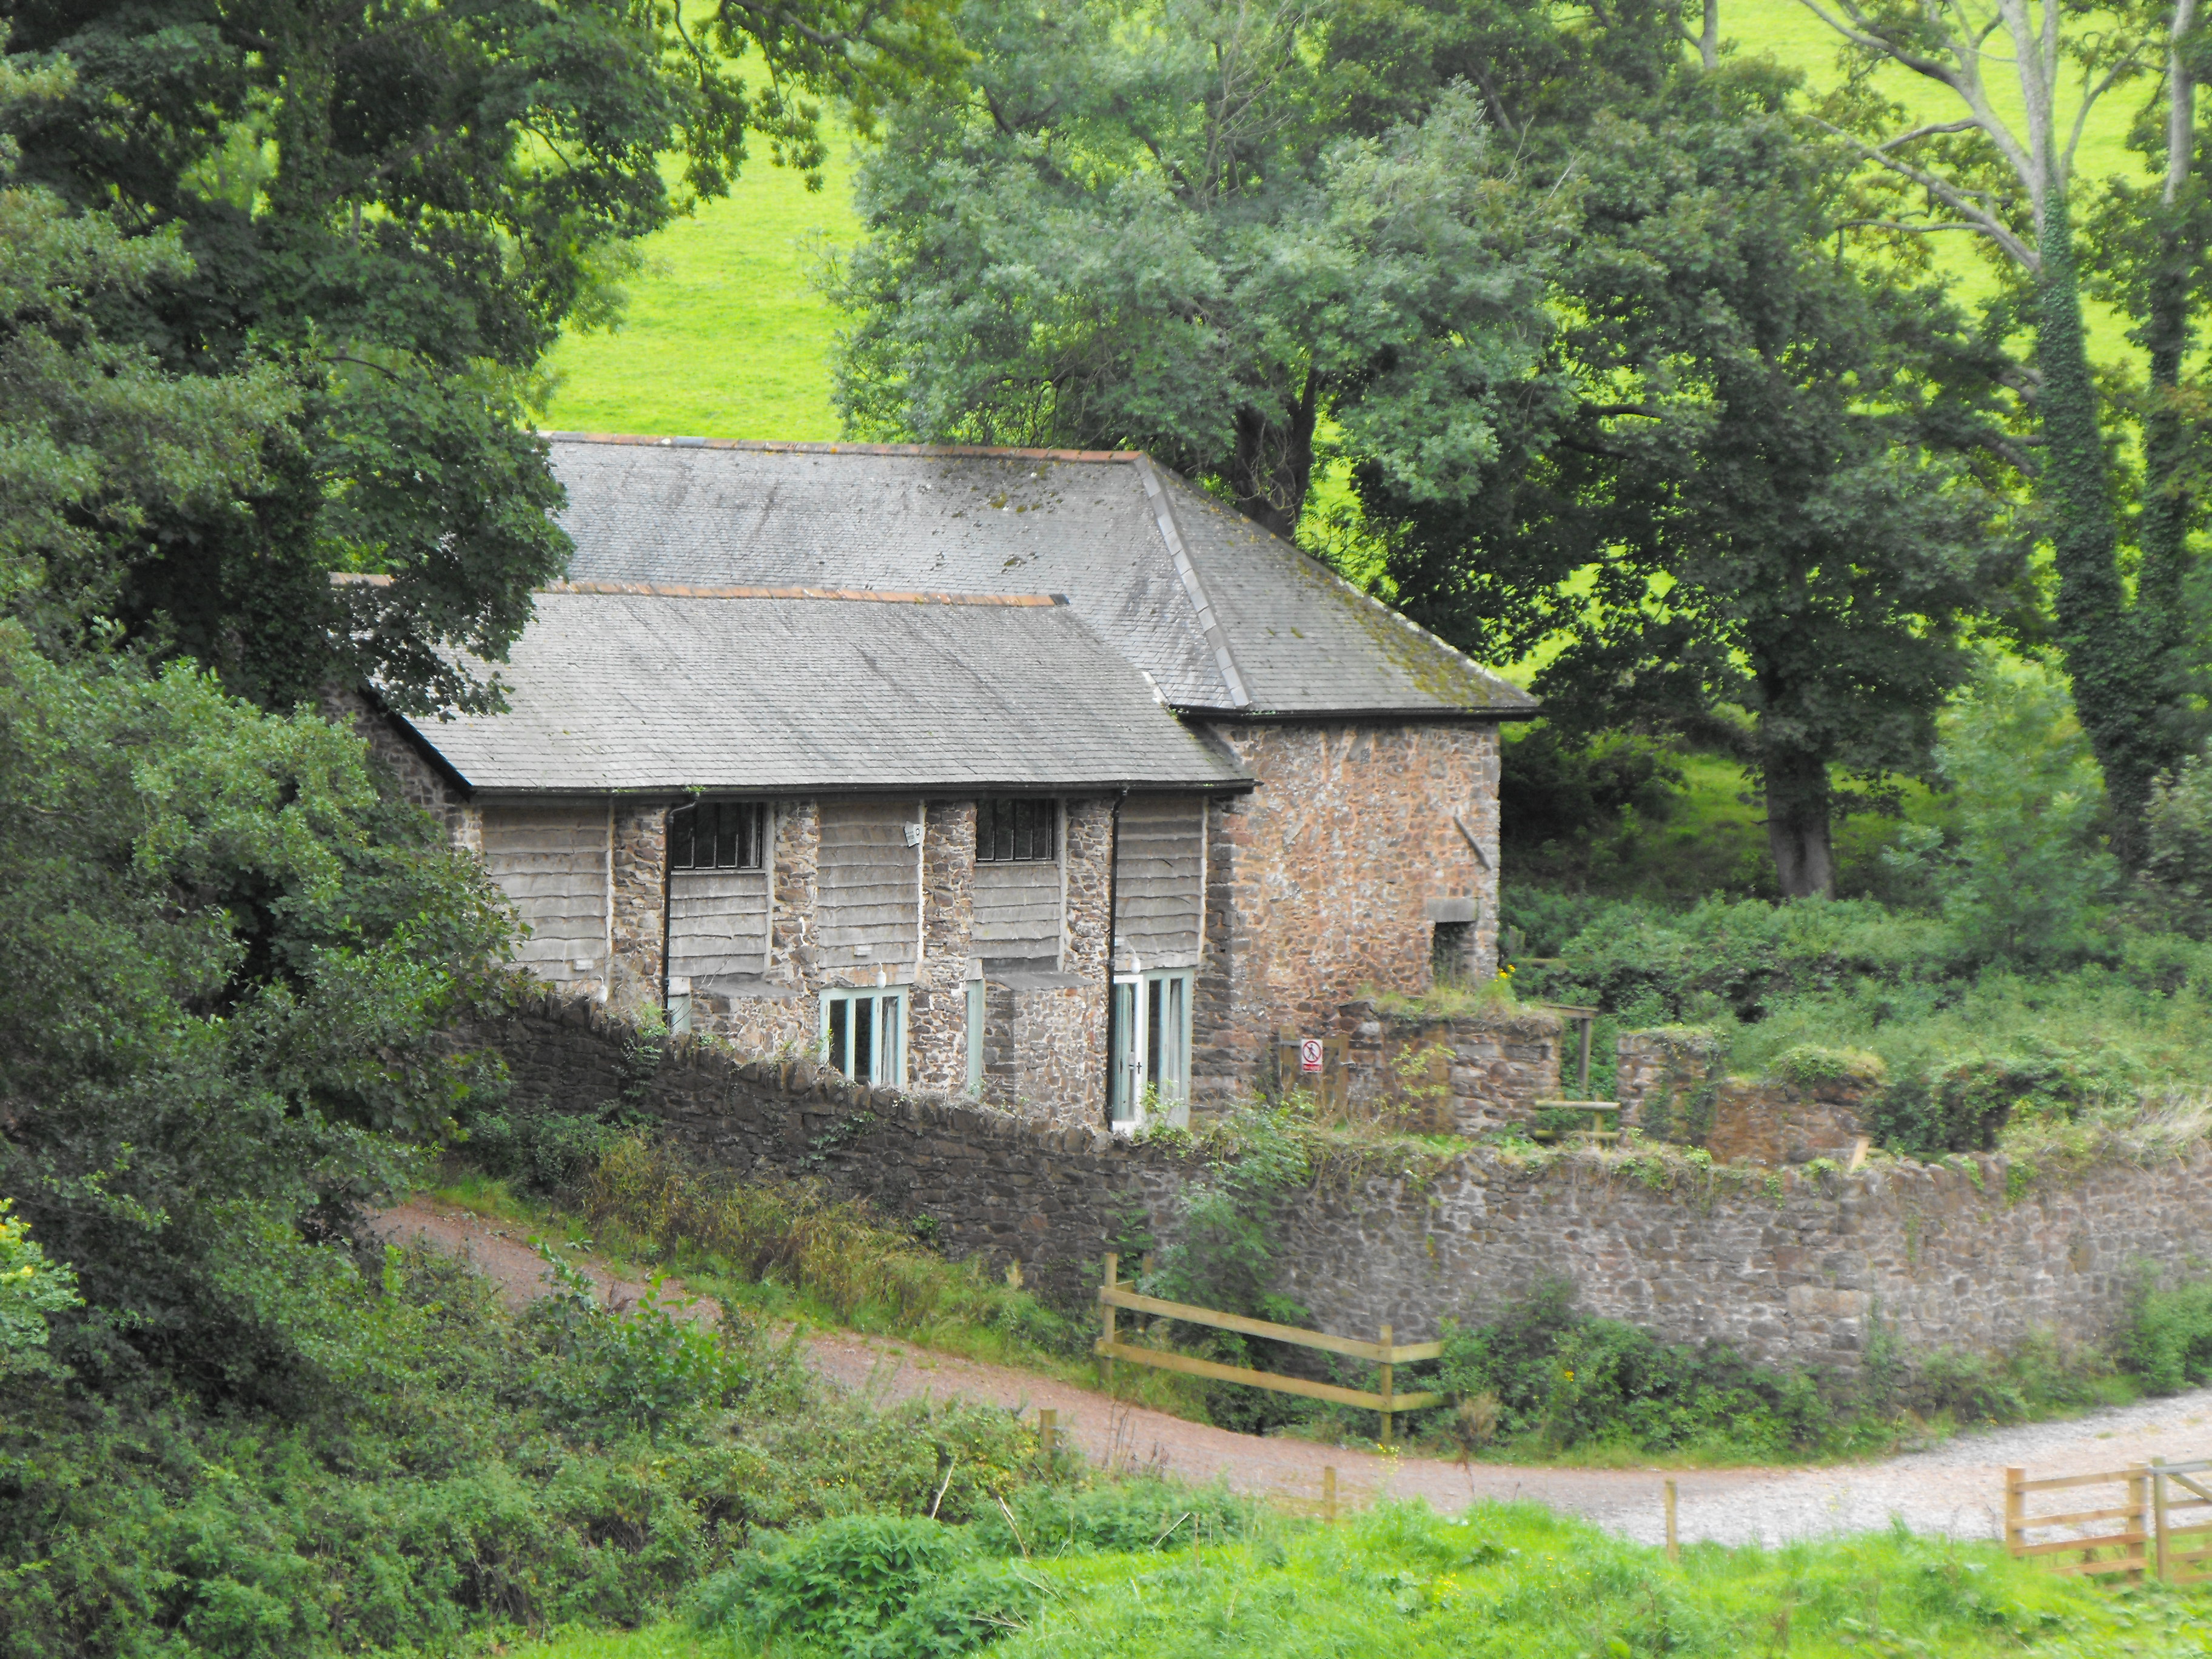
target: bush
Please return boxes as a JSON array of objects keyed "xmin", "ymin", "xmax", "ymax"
[
  {"xmin": 694, "ymin": 1514, "xmax": 1039, "ymax": 1659},
  {"xmin": 1432, "ymin": 1280, "xmax": 1832, "ymax": 1458},
  {"xmin": 692, "ymin": 1484, "xmax": 1252, "ymax": 1658},
  {"xmin": 2130, "ymin": 1278, "xmax": 2212, "ymax": 1394},
  {"xmin": 0, "ymin": 1235, "xmax": 1061, "ymax": 1657},
  {"xmin": 572, "ymin": 1134, "xmax": 1076, "ymax": 1352},
  {"xmin": 2138, "ymin": 752, "xmax": 2212, "ymax": 939},
  {"xmin": 1881, "ymin": 654, "xmax": 2118, "ymax": 965}
]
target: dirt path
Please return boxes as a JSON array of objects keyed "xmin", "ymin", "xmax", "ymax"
[{"xmin": 372, "ymin": 1198, "xmax": 2212, "ymax": 1548}]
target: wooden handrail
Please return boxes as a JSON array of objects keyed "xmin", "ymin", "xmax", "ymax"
[
  {"xmin": 1098, "ymin": 1284, "xmax": 1444, "ymax": 1363},
  {"xmin": 1096, "ymin": 1254, "xmax": 1441, "ymax": 1444},
  {"xmin": 1091, "ymin": 1339, "xmax": 1442, "ymax": 1413}
]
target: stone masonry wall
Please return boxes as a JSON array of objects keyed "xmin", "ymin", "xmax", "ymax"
[
  {"xmin": 476, "ymin": 999, "xmax": 2212, "ymax": 1369},
  {"xmin": 1270, "ymin": 1142, "xmax": 2212, "ymax": 1375},
  {"xmin": 476, "ymin": 994, "xmax": 1177, "ymax": 1301},
  {"xmin": 1615, "ymin": 1028, "xmax": 1871, "ymax": 1166},
  {"xmin": 1615, "ymin": 1028, "xmax": 1728, "ymax": 1138},
  {"xmin": 1333, "ymin": 999, "xmax": 1564, "ymax": 1135},
  {"xmin": 324, "ymin": 686, "xmax": 481, "ymax": 852},
  {"xmin": 608, "ymin": 803, "xmax": 666, "ymax": 1021},
  {"xmin": 1704, "ymin": 1078, "xmax": 1871, "ymax": 1168},
  {"xmin": 909, "ymin": 800, "xmax": 979, "ymax": 1098},
  {"xmin": 1194, "ymin": 720, "xmax": 1501, "ymax": 1107}
]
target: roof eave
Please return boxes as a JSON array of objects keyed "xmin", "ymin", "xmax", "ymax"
[
  {"xmin": 1176, "ymin": 703, "xmax": 1540, "ymax": 724},
  {"xmin": 454, "ymin": 776, "xmax": 1257, "ymax": 800}
]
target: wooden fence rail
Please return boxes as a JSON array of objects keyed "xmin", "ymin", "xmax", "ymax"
[
  {"xmin": 2005, "ymin": 1458, "xmax": 2212, "ymax": 1583},
  {"xmin": 1094, "ymin": 1254, "xmax": 1441, "ymax": 1446}
]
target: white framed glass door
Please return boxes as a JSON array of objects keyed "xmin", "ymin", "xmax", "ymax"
[
  {"xmin": 820, "ymin": 987, "xmax": 907, "ymax": 1087},
  {"xmin": 1110, "ymin": 970, "xmax": 1191, "ymax": 1129}
]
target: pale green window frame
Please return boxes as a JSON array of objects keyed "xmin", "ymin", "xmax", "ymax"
[
  {"xmin": 1110, "ymin": 968, "xmax": 1192, "ymax": 1130},
  {"xmin": 819, "ymin": 986, "xmax": 908, "ymax": 1088},
  {"xmin": 964, "ymin": 979, "xmax": 985, "ymax": 1095}
]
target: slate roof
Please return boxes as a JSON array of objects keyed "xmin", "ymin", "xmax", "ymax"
[
  {"xmin": 545, "ymin": 435, "xmax": 1538, "ymax": 720},
  {"xmin": 393, "ymin": 586, "xmax": 1252, "ymax": 796}
]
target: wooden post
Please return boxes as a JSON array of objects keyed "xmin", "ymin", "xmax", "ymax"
[
  {"xmin": 1378, "ymin": 1324, "xmax": 1394, "ymax": 1447},
  {"xmin": 1039, "ymin": 1408, "xmax": 1057, "ymax": 1460},
  {"xmin": 1101, "ymin": 1254, "xmax": 1118, "ymax": 1391},
  {"xmin": 2127, "ymin": 1466, "xmax": 2149, "ymax": 1580},
  {"xmin": 1322, "ymin": 1466, "xmax": 1337, "ymax": 1525},
  {"xmin": 2004, "ymin": 1468, "xmax": 2025, "ymax": 1559},
  {"xmin": 1664, "ymin": 1479, "xmax": 1679, "ymax": 1563},
  {"xmin": 2155, "ymin": 1458, "xmax": 2171, "ymax": 1582},
  {"xmin": 1577, "ymin": 1016, "xmax": 1593, "ymax": 1095}
]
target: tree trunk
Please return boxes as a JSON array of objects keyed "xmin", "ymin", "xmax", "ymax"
[
  {"xmin": 1227, "ymin": 371, "xmax": 1318, "ymax": 539},
  {"xmin": 2037, "ymin": 186, "xmax": 2158, "ymax": 859},
  {"xmin": 2136, "ymin": 0, "xmax": 2202, "ymax": 797},
  {"xmin": 1761, "ymin": 749, "xmax": 1835, "ymax": 899}
]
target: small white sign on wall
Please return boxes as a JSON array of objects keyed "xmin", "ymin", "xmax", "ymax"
[{"xmin": 1299, "ymin": 1037, "xmax": 1324, "ymax": 1074}]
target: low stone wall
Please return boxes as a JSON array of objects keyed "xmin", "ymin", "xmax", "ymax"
[
  {"xmin": 1615, "ymin": 1027, "xmax": 1726, "ymax": 1138},
  {"xmin": 475, "ymin": 993, "xmax": 1176, "ymax": 1299},
  {"xmin": 1615, "ymin": 1028, "xmax": 1872, "ymax": 1165},
  {"xmin": 468, "ymin": 998, "xmax": 2212, "ymax": 1373},
  {"xmin": 1272, "ymin": 1142, "xmax": 2211, "ymax": 1375},
  {"xmin": 1704, "ymin": 1076, "xmax": 1871, "ymax": 1167},
  {"xmin": 1332, "ymin": 999, "xmax": 1564, "ymax": 1134}
]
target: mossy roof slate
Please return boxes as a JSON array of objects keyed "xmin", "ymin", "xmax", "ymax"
[{"xmin": 543, "ymin": 435, "xmax": 1538, "ymax": 720}]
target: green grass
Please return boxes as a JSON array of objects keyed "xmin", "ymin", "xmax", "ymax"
[
  {"xmin": 539, "ymin": 148, "xmax": 857, "ymax": 441},
  {"xmin": 531, "ymin": 1500, "xmax": 2212, "ymax": 1659},
  {"xmin": 430, "ymin": 1145, "xmax": 1221, "ymax": 1423}
]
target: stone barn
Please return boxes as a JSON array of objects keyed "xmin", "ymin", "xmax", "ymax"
[{"xmin": 354, "ymin": 435, "xmax": 1535, "ymax": 1127}]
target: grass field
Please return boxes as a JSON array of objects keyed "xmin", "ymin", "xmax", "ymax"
[
  {"xmin": 540, "ymin": 1, "xmax": 2160, "ymax": 445},
  {"xmin": 538, "ymin": 146, "xmax": 857, "ymax": 441},
  {"xmin": 515, "ymin": 1500, "xmax": 2212, "ymax": 1659}
]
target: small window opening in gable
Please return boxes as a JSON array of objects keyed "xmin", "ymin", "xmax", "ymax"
[
  {"xmin": 976, "ymin": 799, "xmax": 1055, "ymax": 863},
  {"xmin": 671, "ymin": 800, "xmax": 765, "ymax": 871},
  {"xmin": 1431, "ymin": 920, "xmax": 1472, "ymax": 987}
]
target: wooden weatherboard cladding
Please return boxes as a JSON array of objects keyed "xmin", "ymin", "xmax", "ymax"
[
  {"xmin": 817, "ymin": 801, "xmax": 920, "ymax": 970},
  {"xmin": 480, "ymin": 801, "xmax": 606, "ymax": 987},
  {"xmin": 1114, "ymin": 794, "xmax": 1204, "ymax": 969},
  {"xmin": 669, "ymin": 866, "xmax": 770, "ymax": 984},
  {"xmin": 973, "ymin": 853, "xmax": 1061, "ymax": 965}
]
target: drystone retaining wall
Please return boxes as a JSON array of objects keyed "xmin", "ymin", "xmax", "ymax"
[
  {"xmin": 472, "ymin": 994, "xmax": 1178, "ymax": 1301},
  {"xmin": 1270, "ymin": 1143, "xmax": 2212, "ymax": 1375},
  {"xmin": 469, "ymin": 998, "xmax": 2211, "ymax": 1370}
]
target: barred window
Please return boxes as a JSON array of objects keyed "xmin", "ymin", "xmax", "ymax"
[
  {"xmin": 976, "ymin": 799, "xmax": 1054, "ymax": 863},
  {"xmin": 670, "ymin": 800, "xmax": 765, "ymax": 871}
]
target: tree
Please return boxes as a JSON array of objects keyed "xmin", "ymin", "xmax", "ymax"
[
  {"xmin": 827, "ymin": 0, "xmax": 1554, "ymax": 535},
  {"xmin": 1368, "ymin": 53, "xmax": 2020, "ymax": 896},
  {"xmin": 1796, "ymin": 0, "xmax": 2210, "ymax": 853},
  {"xmin": 0, "ymin": 45, "xmax": 514, "ymax": 1392},
  {"xmin": 1884, "ymin": 654, "xmax": 2118, "ymax": 962},
  {"xmin": 5, "ymin": 0, "xmax": 958, "ymax": 711}
]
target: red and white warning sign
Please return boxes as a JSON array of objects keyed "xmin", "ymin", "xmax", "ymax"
[{"xmin": 1299, "ymin": 1037, "xmax": 1324, "ymax": 1074}]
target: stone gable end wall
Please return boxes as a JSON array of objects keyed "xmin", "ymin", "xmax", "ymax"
[
  {"xmin": 1194, "ymin": 721, "xmax": 1500, "ymax": 1105},
  {"xmin": 478, "ymin": 1000, "xmax": 2212, "ymax": 1374}
]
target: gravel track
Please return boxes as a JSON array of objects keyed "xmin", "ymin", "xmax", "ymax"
[{"xmin": 373, "ymin": 1198, "xmax": 2212, "ymax": 1547}]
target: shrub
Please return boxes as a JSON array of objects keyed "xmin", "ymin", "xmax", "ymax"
[
  {"xmin": 2138, "ymin": 752, "xmax": 2212, "ymax": 939},
  {"xmin": 1433, "ymin": 1281, "xmax": 1830, "ymax": 1458},
  {"xmin": 0, "ymin": 1197, "xmax": 79, "ymax": 1377},
  {"xmin": 1880, "ymin": 654, "xmax": 2118, "ymax": 965},
  {"xmin": 574, "ymin": 1134, "xmax": 1076, "ymax": 1351},
  {"xmin": 2130, "ymin": 1278, "xmax": 2212, "ymax": 1393}
]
